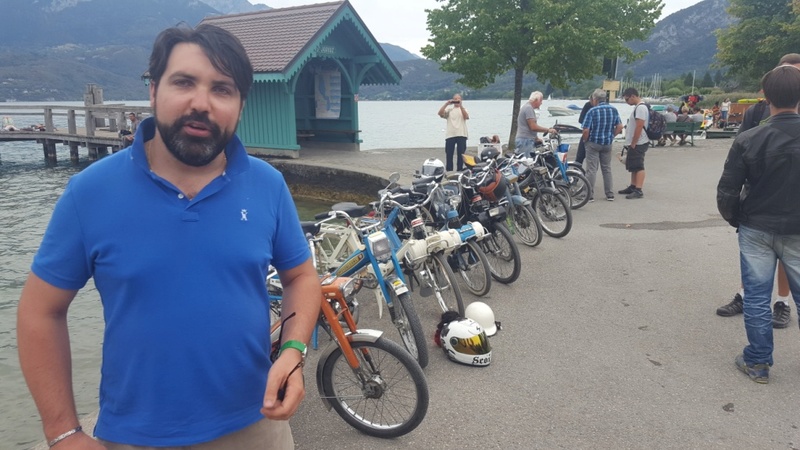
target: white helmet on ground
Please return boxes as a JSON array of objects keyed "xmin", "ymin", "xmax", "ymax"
[
  {"xmin": 465, "ymin": 301, "xmax": 498, "ymax": 337},
  {"xmin": 440, "ymin": 317, "xmax": 492, "ymax": 366}
]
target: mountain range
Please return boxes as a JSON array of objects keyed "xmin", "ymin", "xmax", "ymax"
[{"xmin": 0, "ymin": 0, "xmax": 731, "ymax": 101}]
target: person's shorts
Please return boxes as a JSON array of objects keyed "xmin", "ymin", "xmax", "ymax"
[{"xmin": 625, "ymin": 143, "xmax": 648, "ymax": 172}]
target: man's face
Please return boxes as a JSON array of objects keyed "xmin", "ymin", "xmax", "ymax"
[
  {"xmin": 129, "ymin": 114, "xmax": 136, "ymax": 122},
  {"xmin": 149, "ymin": 42, "xmax": 243, "ymax": 167},
  {"xmin": 531, "ymin": 98, "xmax": 542, "ymax": 109},
  {"xmin": 623, "ymin": 94, "xmax": 636, "ymax": 105}
]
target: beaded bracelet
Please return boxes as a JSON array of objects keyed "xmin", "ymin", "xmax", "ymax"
[{"xmin": 48, "ymin": 425, "xmax": 82, "ymax": 448}]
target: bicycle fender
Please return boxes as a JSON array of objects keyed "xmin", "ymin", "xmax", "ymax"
[
  {"xmin": 315, "ymin": 329, "xmax": 384, "ymax": 410},
  {"xmin": 511, "ymin": 194, "xmax": 531, "ymax": 207},
  {"xmin": 385, "ymin": 274, "xmax": 409, "ymax": 296}
]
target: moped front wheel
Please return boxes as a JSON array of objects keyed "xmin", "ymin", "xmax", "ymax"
[
  {"xmin": 449, "ymin": 240, "xmax": 492, "ymax": 297},
  {"xmin": 533, "ymin": 190, "xmax": 572, "ymax": 238},
  {"xmin": 510, "ymin": 203, "xmax": 543, "ymax": 247},
  {"xmin": 388, "ymin": 290, "xmax": 429, "ymax": 369},
  {"xmin": 423, "ymin": 253, "xmax": 465, "ymax": 315},
  {"xmin": 555, "ymin": 170, "xmax": 592, "ymax": 210},
  {"xmin": 480, "ymin": 222, "xmax": 521, "ymax": 284},
  {"xmin": 320, "ymin": 337, "xmax": 429, "ymax": 438}
]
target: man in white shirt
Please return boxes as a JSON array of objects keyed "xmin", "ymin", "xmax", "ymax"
[{"xmin": 618, "ymin": 88, "xmax": 650, "ymax": 199}]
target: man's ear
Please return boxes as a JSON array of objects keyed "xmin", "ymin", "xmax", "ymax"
[{"xmin": 149, "ymin": 82, "xmax": 157, "ymax": 107}]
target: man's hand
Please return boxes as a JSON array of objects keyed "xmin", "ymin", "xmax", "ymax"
[{"xmin": 261, "ymin": 351, "xmax": 306, "ymax": 420}]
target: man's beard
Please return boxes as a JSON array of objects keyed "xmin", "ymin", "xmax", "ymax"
[{"xmin": 155, "ymin": 111, "xmax": 234, "ymax": 167}]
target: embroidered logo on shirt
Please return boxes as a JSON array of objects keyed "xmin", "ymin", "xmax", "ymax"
[{"xmin": 241, "ymin": 209, "xmax": 248, "ymax": 221}]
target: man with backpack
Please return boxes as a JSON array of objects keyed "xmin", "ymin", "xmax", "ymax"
[{"xmin": 619, "ymin": 88, "xmax": 651, "ymax": 199}]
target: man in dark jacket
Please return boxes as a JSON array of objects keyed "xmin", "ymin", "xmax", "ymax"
[{"xmin": 716, "ymin": 64, "xmax": 800, "ymax": 384}]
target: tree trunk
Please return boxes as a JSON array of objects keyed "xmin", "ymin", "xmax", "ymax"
[{"xmin": 508, "ymin": 63, "xmax": 526, "ymax": 150}]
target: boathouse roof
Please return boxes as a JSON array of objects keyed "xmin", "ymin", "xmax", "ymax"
[{"xmin": 200, "ymin": 0, "xmax": 401, "ymax": 85}]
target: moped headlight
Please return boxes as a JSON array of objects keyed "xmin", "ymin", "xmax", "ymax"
[
  {"xmin": 367, "ymin": 231, "xmax": 392, "ymax": 262},
  {"xmin": 340, "ymin": 277, "xmax": 363, "ymax": 298}
]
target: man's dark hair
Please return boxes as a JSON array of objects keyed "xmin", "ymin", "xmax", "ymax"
[
  {"xmin": 622, "ymin": 87, "xmax": 639, "ymax": 97},
  {"xmin": 148, "ymin": 24, "xmax": 253, "ymax": 101},
  {"xmin": 761, "ymin": 65, "xmax": 800, "ymax": 109},
  {"xmin": 778, "ymin": 53, "xmax": 800, "ymax": 66}
]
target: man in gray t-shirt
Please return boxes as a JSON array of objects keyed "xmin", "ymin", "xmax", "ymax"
[{"xmin": 515, "ymin": 91, "xmax": 555, "ymax": 155}]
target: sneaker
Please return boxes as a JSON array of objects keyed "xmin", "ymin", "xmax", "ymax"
[
  {"xmin": 588, "ymin": 197, "xmax": 595, "ymax": 203},
  {"xmin": 716, "ymin": 293, "xmax": 743, "ymax": 316},
  {"xmin": 606, "ymin": 195, "xmax": 615, "ymax": 201},
  {"xmin": 618, "ymin": 185, "xmax": 635, "ymax": 195},
  {"xmin": 625, "ymin": 189, "xmax": 643, "ymax": 199},
  {"xmin": 734, "ymin": 354, "xmax": 769, "ymax": 384},
  {"xmin": 772, "ymin": 301, "xmax": 791, "ymax": 328}
]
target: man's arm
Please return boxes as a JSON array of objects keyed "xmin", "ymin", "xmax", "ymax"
[
  {"xmin": 17, "ymin": 273, "xmax": 103, "ymax": 449},
  {"xmin": 261, "ymin": 258, "xmax": 321, "ymax": 420},
  {"xmin": 438, "ymin": 101, "xmax": 450, "ymax": 118},
  {"xmin": 460, "ymin": 105, "xmax": 469, "ymax": 120},
  {"xmin": 526, "ymin": 117, "xmax": 556, "ymax": 135},
  {"xmin": 717, "ymin": 141, "xmax": 747, "ymax": 228}
]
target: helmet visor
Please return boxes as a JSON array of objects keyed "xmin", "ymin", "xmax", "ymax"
[{"xmin": 450, "ymin": 332, "xmax": 491, "ymax": 355}]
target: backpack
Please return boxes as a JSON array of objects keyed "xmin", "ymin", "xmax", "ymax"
[{"xmin": 641, "ymin": 104, "xmax": 666, "ymax": 140}]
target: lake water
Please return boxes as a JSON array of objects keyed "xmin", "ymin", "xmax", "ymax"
[{"xmin": 0, "ymin": 98, "xmax": 636, "ymax": 448}]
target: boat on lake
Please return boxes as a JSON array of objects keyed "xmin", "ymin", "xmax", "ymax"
[{"xmin": 548, "ymin": 105, "xmax": 578, "ymax": 117}]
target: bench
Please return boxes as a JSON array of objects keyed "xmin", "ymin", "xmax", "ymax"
[
  {"xmin": 297, "ymin": 129, "xmax": 360, "ymax": 137},
  {"xmin": 663, "ymin": 121, "xmax": 698, "ymax": 146}
]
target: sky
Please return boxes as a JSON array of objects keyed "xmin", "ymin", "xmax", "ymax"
[{"xmin": 251, "ymin": 0, "xmax": 705, "ymax": 57}]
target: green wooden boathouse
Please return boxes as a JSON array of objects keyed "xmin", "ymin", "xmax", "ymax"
[{"xmin": 200, "ymin": 1, "xmax": 401, "ymax": 157}]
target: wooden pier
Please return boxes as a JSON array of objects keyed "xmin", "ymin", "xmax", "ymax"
[
  {"xmin": 0, "ymin": 103, "xmax": 152, "ymax": 163},
  {"xmin": 1, "ymin": 84, "xmax": 151, "ymax": 164}
]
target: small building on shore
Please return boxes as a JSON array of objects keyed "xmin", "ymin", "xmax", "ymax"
[{"xmin": 200, "ymin": 0, "xmax": 401, "ymax": 157}]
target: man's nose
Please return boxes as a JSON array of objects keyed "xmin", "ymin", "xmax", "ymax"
[{"xmin": 189, "ymin": 88, "xmax": 212, "ymax": 111}]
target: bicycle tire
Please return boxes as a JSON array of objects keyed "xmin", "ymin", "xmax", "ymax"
[
  {"xmin": 449, "ymin": 240, "xmax": 492, "ymax": 297},
  {"xmin": 533, "ymin": 190, "xmax": 573, "ymax": 238},
  {"xmin": 480, "ymin": 222, "xmax": 521, "ymax": 284},
  {"xmin": 424, "ymin": 253, "xmax": 465, "ymax": 315},
  {"xmin": 389, "ymin": 290, "xmax": 429, "ymax": 369},
  {"xmin": 510, "ymin": 203, "xmax": 543, "ymax": 247},
  {"xmin": 556, "ymin": 170, "xmax": 592, "ymax": 210},
  {"xmin": 320, "ymin": 337, "xmax": 429, "ymax": 438}
]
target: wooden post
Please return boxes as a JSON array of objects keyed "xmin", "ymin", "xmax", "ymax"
[
  {"xmin": 43, "ymin": 139, "xmax": 57, "ymax": 164},
  {"xmin": 69, "ymin": 143, "xmax": 79, "ymax": 163},
  {"xmin": 44, "ymin": 108, "xmax": 54, "ymax": 132},
  {"xmin": 85, "ymin": 109, "xmax": 96, "ymax": 137},
  {"xmin": 68, "ymin": 109, "xmax": 77, "ymax": 135},
  {"xmin": 84, "ymin": 84, "xmax": 105, "ymax": 128},
  {"xmin": 88, "ymin": 145, "xmax": 98, "ymax": 161}
]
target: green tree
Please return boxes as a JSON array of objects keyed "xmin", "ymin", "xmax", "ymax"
[
  {"xmin": 422, "ymin": 0, "xmax": 661, "ymax": 146},
  {"xmin": 701, "ymin": 71, "xmax": 714, "ymax": 88},
  {"xmin": 713, "ymin": 70, "xmax": 724, "ymax": 86},
  {"xmin": 716, "ymin": 0, "xmax": 800, "ymax": 83}
]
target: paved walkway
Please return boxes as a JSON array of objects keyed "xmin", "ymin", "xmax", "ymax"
[{"xmin": 285, "ymin": 137, "xmax": 800, "ymax": 449}]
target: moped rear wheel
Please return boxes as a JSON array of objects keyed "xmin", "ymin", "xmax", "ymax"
[
  {"xmin": 389, "ymin": 290, "xmax": 429, "ymax": 369},
  {"xmin": 321, "ymin": 337, "xmax": 429, "ymax": 438}
]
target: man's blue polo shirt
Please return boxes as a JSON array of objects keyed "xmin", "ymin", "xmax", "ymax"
[
  {"xmin": 31, "ymin": 118, "xmax": 310, "ymax": 446},
  {"xmin": 582, "ymin": 102, "xmax": 622, "ymax": 145}
]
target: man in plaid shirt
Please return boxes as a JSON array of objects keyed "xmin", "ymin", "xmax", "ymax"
[{"xmin": 581, "ymin": 89, "xmax": 623, "ymax": 201}]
